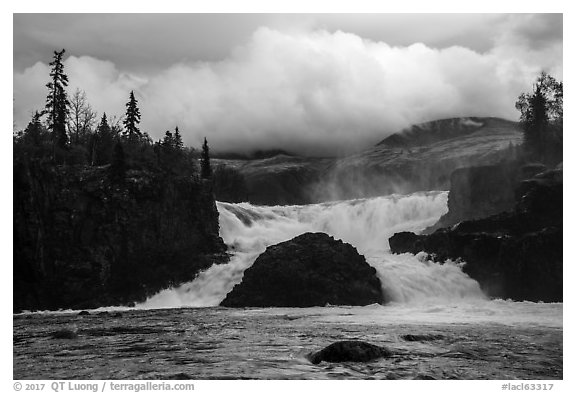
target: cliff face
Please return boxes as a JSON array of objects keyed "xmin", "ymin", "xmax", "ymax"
[
  {"xmin": 389, "ymin": 167, "xmax": 562, "ymax": 302},
  {"xmin": 14, "ymin": 162, "xmax": 228, "ymax": 312},
  {"xmin": 424, "ymin": 161, "xmax": 548, "ymax": 233},
  {"xmin": 423, "ymin": 163, "xmax": 518, "ymax": 233}
]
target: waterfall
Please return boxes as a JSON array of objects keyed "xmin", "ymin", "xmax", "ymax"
[{"xmin": 140, "ymin": 191, "xmax": 485, "ymax": 309}]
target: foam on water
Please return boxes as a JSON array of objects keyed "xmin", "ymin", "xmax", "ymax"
[{"xmin": 240, "ymin": 300, "xmax": 563, "ymax": 328}]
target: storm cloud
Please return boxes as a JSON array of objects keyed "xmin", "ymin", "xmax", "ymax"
[{"xmin": 13, "ymin": 15, "xmax": 562, "ymax": 156}]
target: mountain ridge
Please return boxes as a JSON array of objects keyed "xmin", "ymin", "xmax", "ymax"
[{"xmin": 376, "ymin": 117, "xmax": 518, "ymax": 149}]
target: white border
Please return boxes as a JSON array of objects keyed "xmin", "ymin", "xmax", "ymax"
[{"xmin": 4, "ymin": 2, "xmax": 573, "ymax": 391}]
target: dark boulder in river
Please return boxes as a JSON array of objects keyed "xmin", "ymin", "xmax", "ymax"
[
  {"xmin": 307, "ymin": 341, "xmax": 392, "ymax": 364},
  {"xmin": 389, "ymin": 166, "xmax": 562, "ymax": 302},
  {"xmin": 221, "ymin": 232, "xmax": 384, "ymax": 307}
]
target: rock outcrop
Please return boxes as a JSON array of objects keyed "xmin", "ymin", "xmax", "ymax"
[
  {"xmin": 424, "ymin": 163, "xmax": 520, "ymax": 233},
  {"xmin": 51, "ymin": 328, "xmax": 79, "ymax": 340},
  {"xmin": 307, "ymin": 341, "xmax": 392, "ymax": 364},
  {"xmin": 389, "ymin": 167, "xmax": 562, "ymax": 302},
  {"xmin": 423, "ymin": 161, "xmax": 554, "ymax": 233},
  {"xmin": 221, "ymin": 232, "xmax": 384, "ymax": 307},
  {"xmin": 13, "ymin": 162, "xmax": 228, "ymax": 312}
]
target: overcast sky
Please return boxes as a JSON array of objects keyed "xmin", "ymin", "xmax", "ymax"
[{"xmin": 13, "ymin": 13, "xmax": 563, "ymax": 155}]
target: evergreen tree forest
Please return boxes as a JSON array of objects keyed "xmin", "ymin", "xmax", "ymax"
[{"xmin": 13, "ymin": 49, "xmax": 247, "ymax": 189}]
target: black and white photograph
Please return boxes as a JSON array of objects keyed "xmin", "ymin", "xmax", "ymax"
[{"xmin": 11, "ymin": 7, "xmax": 565, "ymax": 384}]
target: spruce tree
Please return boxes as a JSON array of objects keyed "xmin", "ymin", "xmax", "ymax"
[
  {"xmin": 157, "ymin": 130, "xmax": 178, "ymax": 173},
  {"xmin": 98, "ymin": 113, "xmax": 110, "ymax": 133},
  {"xmin": 45, "ymin": 49, "xmax": 70, "ymax": 150},
  {"xmin": 23, "ymin": 111, "xmax": 45, "ymax": 146},
  {"xmin": 200, "ymin": 137, "xmax": 212, "ymax": 179},
  {"xmin": 122, "ymin": 90, "xmax": 141, "ymax": 140},
  {"xmin": 174, "ymin": 126, "xmax": 183, "ymax": 151},
  {"xmin": 94, "ymin": 113, "xmax": 115, "ymax": 165},
  {"xmin": 163, "ymin": 130, "xmax": 174, "ymax": 150}
]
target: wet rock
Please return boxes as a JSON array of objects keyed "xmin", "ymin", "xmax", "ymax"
[
  {"xmin": 388, "ymin": 232, "xmax": 420, "ymax": 255},
  {"xmin": 307, "ymin": 341, "xmax": 392, "ymax": 364},
  {"xmin": 51, "ymin": 328, "xmax": 78, "ymax": 339},
  {"xmin": 390, "ymin": 167, "xmax": 562, "ymax": 302},
  {"xmin": 221, "ymin": 232, "xmax": 384, "ymax": 307}
]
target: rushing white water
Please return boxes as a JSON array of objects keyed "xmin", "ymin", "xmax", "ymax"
[{"xmin": 141, "ymin": 191, "xmax": 486, "ymax": 309}]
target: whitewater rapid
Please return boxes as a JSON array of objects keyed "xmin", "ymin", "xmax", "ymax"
[{"xmin": 141, "ymin": 191, "xmax": 486, "ymax": 309}]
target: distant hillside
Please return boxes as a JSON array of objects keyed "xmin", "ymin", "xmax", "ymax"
[
  {"xmin": 211, "ymin": 149, "xmax": 297, "ymax": 160},
  {"xmin": 212, "ymin": 155, "xmax": 333, "ymax": 205},
  {"xmin": 377, "ymin": 117, "xmax": 518, "ymax": 149},
  {"xmin": 215, "ymin": 117, "xmax": 522, "ymax": 205}
]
